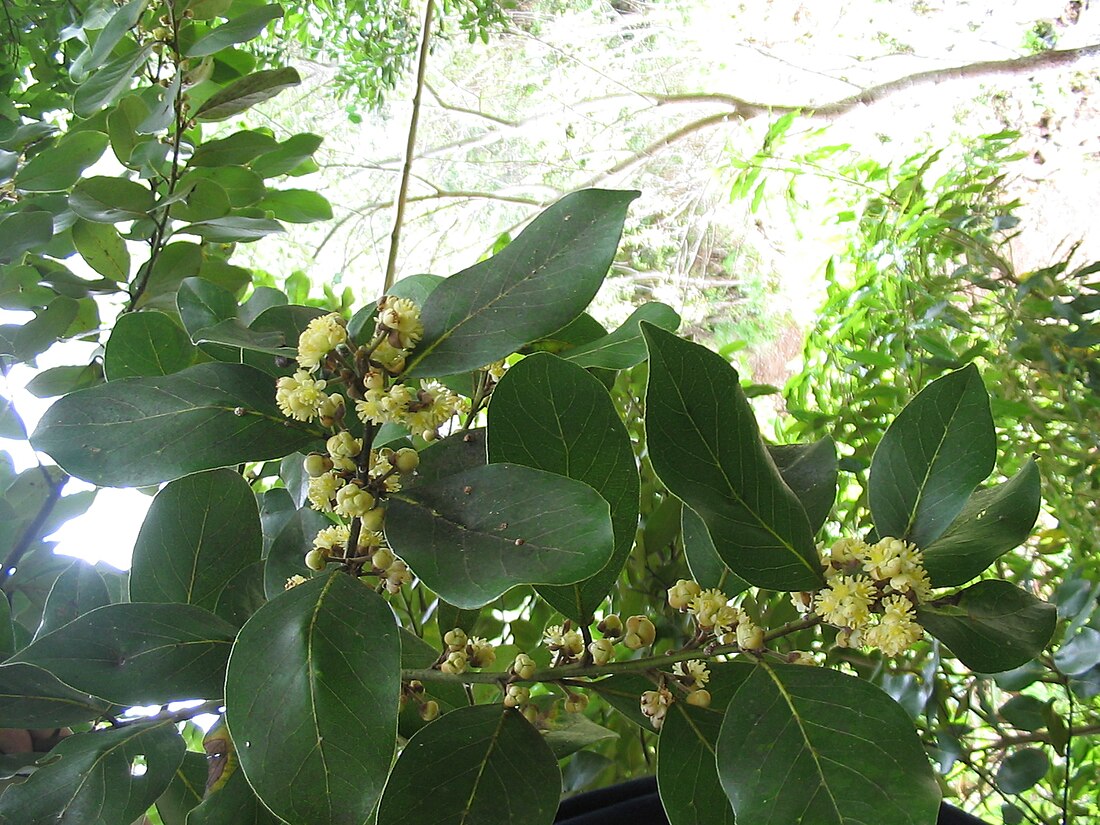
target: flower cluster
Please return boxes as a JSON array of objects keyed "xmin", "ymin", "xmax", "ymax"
[
  {"xmin": 804, "ymin": 536, "xmax": 930, "ymax": 657},
  {"xmin": 640, "ymin": 686, "xmax": 674, "ymax": 730},
  {"xmin": 542, "ymin": 614, "xmax": 653, "ymax": 667},
  {"xmin": 672, "ymin": 660, "xmax": 713, "ymax": 708},
  {"xmin": 438, "ymin": 628, "xmax": 497, "ymax": 676},
  {"xmin": 667, "ymin": 579, "xmax": 764, "ymax": 649}
]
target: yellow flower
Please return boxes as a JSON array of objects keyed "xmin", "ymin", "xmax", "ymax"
[
  {"xmin": 307, "ymin": 472, "xmax": 345, "ymax": 512},
  {"xmin": 297, "ymin": 313, "xmax": 347, "ymax": 371},
  {"xmin": 667, "ymin": 579, "xmax": 702, "ymax": 610},
  {"xmin": 334, "ymin": 484, "xmax": 376, "ymax": 519},
  {"xmin": 275, "ymin": 371, "xmax": 329, "ymax": 421},
  {"xmin": 313, "ymin": 525, "xmax": 350, "ymax": 552},
  {"xmin": 404, "ymin": 382, "xmax": 462, "ymax": 435},
  {"xmin": 378, "ymin": 296, "xmax": 424, "ymax": 350},
  {"xmin": 674, "ymin": 660, "xmax": 710, "ymax": 689},
  {"xmin": 689, "ymin": 588, "xmax": 728, "ymax": 629}
]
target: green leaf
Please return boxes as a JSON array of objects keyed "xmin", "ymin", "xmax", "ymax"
[
  {"xmin": 386, "ymin": 272, "xmax": 444, "ymax": 306},
  {"xmin": 104, "ymin": 310, "xmax": 196, "ymax": 379},
  {"xmin": 188, "ymin": 130, "xmax": 279, "ymax": 168},
  {"xmin": 642, "ymin": 324, "xmax": 822, "ymax": 591},
  {"xmin": 376, "ymin": 704, "xmax": 560, "ymax": 825},
  {"xmin": 154, "ymin": 751, "xmax": 208, "ymax": 825},
  {"xmin": 258, "ymin": 188, "xmax": 332, "ymax": 222},
  {"xmin": 923, "ymin": 460, "xmax": 1041, "ymax": 587},
  {"xmin": 562, "ymin": 302, "xmax": 680, "ymax": 369},
  {"xmin": 213, "ymin": 560, "xmax": 267, "ymax": 628},
  {"xmin": 0, "ymin": 662, "xmax": 111, "ymax": 728},
  {"xmin": 130, "ymin": 469, "xmax": 262, "ymax": 610},
  {"xmin": 195, "ymin": 68, "xmax": 302, "ymax": 121},
  {"xmin": 187, "ymin": 4, "xmax": 284, "ymax": 57},
  {"xmin": 869, "ymin": 364, "xmax": 996, "ymax": 547},
  {"xmin": 680, "ymin": 505, "xmax": 750, "ymax": 594},
  {"xmin": 13, "ymin": 602, "xmax": 236, "ymax": 705},
  {"xmin": 716, "ymin": 663, "xmax": 941, "ymax": 825},
  {"xmin": 185, "ymin": 166, "xmax": 266, "ymax": 207},
  {"xmin": 386, "ymin": 464, "xmax": 615, "ymax": 609},
  {"xmin": 107, "ymin": 94, "xmax": 148, "ymax": 166},
  {"xmin": 25, "ymin": 362, "xmax": 104, "ymax": 397},
  {"xmin": 0, "ymin": 393, "xmax": 26, "ymax": 439},
  {"xmin": 1054, "ymin": 627, "xmax": 1100, "ymax": 676},
  {"xmin": 658, "ymin": 663, "xmax": 753, "ymax": 825},
  {"xmin": 917, "ymin": 580, "xmax": 1057, "ymax": 673},
  {"xmin": 0, "ymin": 720, "xmax": 184, "ymax": 825},
  {"xmin": 996, "ymin": 748, "xmax": 1049, "ymax": 794},
  {"xmin": 193, "ymin": 320, "xmax": 291, "ymax": 356},
  {"xmin": 768, "ymin": 438, "xmax": 838, "ymax": 534},
  {"xmin": 540, "ymin": 707, "xmax": 618, "ymax": 759},
  {"xmin": 487, "ymin": 352, "xmax": 638, "ymax": 622},
  {"xmin": 73, "ymin": 45, "xmax": 154, "ymax": 117},
  {"xmin": 181, "ymin": 215, "xmax": 284, "ymax": 243},
  {"xmin": 0, "ymin": 211, "xmax": 53, "ymax": 263},
  {"xmin": 72, "ymin": 218, "xmax": 130, "ymax": 281},
  {"xmin": 410, "ymin": 427, "xmax": 487, "ymax": 487},
  {"xmin": 262, "ymin": 507, "xmax": 330, "ymax": 598},
  {"xmin": 30, "ymin": 362, "xmax": 319, "ymax": 487},
  {"xmin": 248, "ymin": 132, "xmax": 322, "ymax": 178},
  {"xmin": 225, "ymin": 572, "xmax": 400, "ymax": 825},
  {"xmin": 71, "ymin": 0, "xmax": 150, "ymax": 81},
  {"xmin": 169, "ymin": 179, "xmax": 231, "ymax": 223},
  {"xmin": 7, "ymin": 296, "xmax": 80, "ymax": 361},
  {"xmin": 187, "ymin": 764, "xmax": 282, "ymax": 825},
  {"xmin": 406, "ymin": 189, "xmax": 640, "ymax": 377},
  {"xmin": 397, "ymin": 630, "xmax": 468, "ymax": 738},
  {"xmin": 69, "ymin": 175, "xmax": 154, "ymax": 222},
  {"xmin": 178, "ymin": 276, "xmax": 237, "ymax": 336},
  {"xmin": 36, "ymin": 560, "xmax": 110, "ymax": 637},
  {"xmin": 15, "ymin": 131, "xmax": 109, "ymax": 192}
]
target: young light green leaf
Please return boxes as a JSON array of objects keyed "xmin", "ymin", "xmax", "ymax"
[
  {"xmin": 186, "ymin": 3, "xmax": 284, "ymax": 57},
  {"xmin": 642, "ymin": 323, "xmax": 822, "ymax": 591},
  {"xmin": 30, "ymin": 362, "xmax": 319, "ymax": 487},
  {"xmin": 0, "ymin": 720, "xmax": 184, "ymax": 825},
  {"xmin": 13, "ymin": 603, "xmax": 237, "ymax": 705},
  {"xmin": 15, "ymin": 131, "xmax": 109, "ymax": 192},
  {"xmin": 385, "ymin": 463, "xmax": 615, "ymax": 609},
  {"xmin": 405, "ymin": 189, "xmax": 639, "ymax": 377},
  {"xmin": 869, "ymin": 364, "xmax": 995, "ymax": 547},
  {"xmin": 194, "ymin": 67, "xmax": 302, "ymax": 121},
  {"xmin": 36, "ymin": 560, "xmax": 110, "ymax": 637},
  {"xmin": 376, "ymin": 705, "xmax": 560, "ymax": 825},
  {"xmin": 104, "ymin": 310, "xmax": 196, "ymax": 379},
  {"xmin": 69, "ymin": 175, "xmax": 154, "ymax": 222},
  {"xmin": 225, "ymin": 572, "xmax": 400, "ymax": 825},
  {"xmin": 562, "ymin": 302, "xmax": 680, "ymax": 369},
  {"xmin": 487, "ymin": 352, "xmax": 638, "ymax": 621},
  {"xmin": 130, "ymin": 469, "xmax": 262, "ymax": 610},
  {"xmin": 917, "ymin": 580, "xmax": 1057, "ymax": 673},
  {"xmin": 0, "ymin": 662, "xmax": 111, "ymax": 728},
  {"xmin": 72, "ymin": 219, "xmax": 130, "ymax": 281},
  {"xmin": 716, "ymin": 663, "xmax": 941, "ymax": 825},
  {"xmin": 923, "ymin": 460, "xmax": 1041, "ymax": 587}
]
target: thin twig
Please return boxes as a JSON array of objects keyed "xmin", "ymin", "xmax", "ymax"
[{"xmin": 384, "ymin": 0, "xmax": 436, "ymax": 292}]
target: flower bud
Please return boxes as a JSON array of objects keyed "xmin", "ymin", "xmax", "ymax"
[
  {"xmin": 360, "ymin": 507, "xmax": 385, "ymax": 532},
  {"xmin": 394, "ymin": 447, "xmax": 420, "ymax": 473},
  {"xmin": 564, "ymin": 693, "xmax": 589, "ymax": 714},
  {"xmin": 588, "ymin": 638, "xmax": 615, "ymax": 666},
  {"xmin": 640, "ymin": 686, "xmax": 673, "ymax": 730},
  {"xmin": 441, "ymin": 650, "xmax": 468, "ymax": 675},
  {"xmin": 303, "ymin": 453, "xmax": 333, "ymax": 478},
  {"xmin": 304, "ymin": 549, "xmax": 326, "ymax": 571},
  {"xmin": 623, "ymin": 615, "xmax": 656, "ymax": 650},
  {"xmin": 467, "ymin": 637, "xmax": 496, "ymax": 669},
  {"xmin": 597, "ymin": 614, "xmax": 623, "ymax": 639},
  {"xmin": 420, "ymin": 700, "xmax": 440, "ymax": 721},
  {"xmin": 511, "ymin": 653, "xmax": 537, "ymax": 680},
  {"xmin": 371, "ymin": 547, "xmax": 395, "ymax": 571},
  {"xmin": 667, "ymin": 579, "xmax": 702, "ymax": 610},
  {"xmin": 504, "ymin": 685, "xmax": 530, "ymax": 708},
  {"xmin": 522, "ymin": 705, "xmax": 539, "ymax": 725},
  {"xmin": 443, "ymin": 628, "xmax": 468, "ymax": 650},
  {"xmin": 736, "ymin": 619, "xmax": 764, "ymax": 651},
  {"xmin": 685, "ymin": 689, "xmax": 712, "ymax": 708},
  {"xmin": 334, "ymin": 484, "xmax": 375, "ymax": 519}
]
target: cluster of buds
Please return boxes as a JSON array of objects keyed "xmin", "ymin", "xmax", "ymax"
[
  {"xmin": 668, "ymin": 580, "xmax": 764, "ymax": 651},
  {"xmin": 640, "ymin": 685, "xmax": 674, "ymax": 730},
  {"xmin": 797, "ymin": 536, "xmax": 930, "ymax": 657},
  {"xmin": 439, "ymin": 628, "xmax": 496, "ymax": 676},
  {"xmin": 401, "ymin": 680, "xmax": 439, "ymax": 722},
  {"xmin": 542, "ymin": 614, "xmax": 654, "ymax": 667}
]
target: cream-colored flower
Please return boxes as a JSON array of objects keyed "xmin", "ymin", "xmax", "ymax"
[
  {"xmin": 864, "ymin": 595, "xmax": 923, "ymax": 656},
  {"xmin": 467, "ymin": 637, "xmax": 496, "ymax": 668},
  {"xmin": 297, "ymin": 313, "xmax": 347, "ymax": 371},
  {"xmin": 674, "ymin": 660, "xmax": 710, "ymax": 690},
  {"xmin": 668, "ymin": 579, "xmax": 702, "ymax": 611},
  {"xmin": 623, "ymin": 615, "xmax": 656, "ymax": 649},
  {"xmin": 736, "ymin": 619, "xmax": 765, "ymax": 651},
  {"xmin": 335, "ymin": 484, "xmax": 376, "ymax": 519},
  {"xmin": 378, "ymin": 296, "xmax": 424, "ymax": 350},
  {"xmin": 284, "ymin": 574, "xmax": 308, "ymax": 590},
  {"xmin": 588, "ymin": 638, "xmax": 615, "ymax": 666},
  {"xmin": 688, "ymin": 588, "xmax": 728, "ymax": 629},
  {"xmin": 276, "ymin": 371, "xmax": 328, "ymax": 421},
  {"xmin": 640, "ymin": 687, "xmax": 673, "ymax": 730},
  {"xmin": 404, "ymin": 383, "xmax": 462, "ymax": 434},
  {"xmin": 383, "ymin": 559, "xmax": 411, "ymax": 594},
  {"xmin": 355, "ymin": 383, "xmax": 415, "ymax": 426},
  {"xmin": 814, "ymin": 574, "xmax": 876, "ymax": 628},
  {"xmin": 313, "ymin": 525, "xmax": 351, "ymax": 552},
  {"xmin": 307, "ymin": 471, "xmax": 345, "ymax": 512},
  {"xmin": 544, "ymin": 625, "xmax": 584, "ymax": 656}
]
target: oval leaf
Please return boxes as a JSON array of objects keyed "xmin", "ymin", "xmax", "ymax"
[
  {"xmin": 768, "ymin": 438, "xmax": 838, "ymax": 535},
  {"xmin": 130, "ymin": 468, "xmax": 262, "ymax": 610},
  {"xmin": 104, "ymin": 310, "xmax": 197, "ymax": 379},
  {"xmin": 376, "ymin": 704, "xmax": 560, "ymax": 825},
  {"xmin": 0, "ymin": 662, "xmax": 112, "ymax": 728},
  {"xmin": 406, "ymin": 189, "xmax": 639, "ymax": 377},
  {"xmin": 642, "ymin": 323, "xmax": 822, "ymax": 591},
  {"xmin": 0, "ymin": 720, "xmax": 184, "ymax": 825},
  {"xmin": 195, "ymin": 68, "xmax": 302, "ymax": 122},
  {"xmin": 996, "ymin": 748, "xmax": 1049, "ymax": 794},
  {"xmin": 869, "ymin": 364, "xmax": 996, "ymax": 547},
  {"xmin": 562, "ymin": 301, "xmax": 679, "ymax": 369},
  {"xmin": 69, "ymin": 175, "xmax": 154, "ymax": 222},
  {"xmin": 680, "ymin": 505, "xmax": 749, "ymax": 595},
  {"xmin": 30, "ymin": 362, "xmax": 320, "ymax": 487},
  {"xmin": 923, "ymin": 460, "xmax": 1042, "ymax": 587},
  {"xmin": 385, "ymin": 463, "xmax": 615, "ymax": 609},
  {"xmin": 36, "ymin": 560, "xmax": 110, "ymax": 637},
  {"xmin": 72, "ymin": 218, "xmax": 130, "ymax": 281},
  {"xmin": 916, "ymin": 580, "xmax": 1057, "ymax": 673},
  {"xmin": 487, "ymin": 352, "xmax": 638, "ymax": 621},
  {"xmin": 13, "ymin": 602, "xmax": 237, "ymax": 705},
  {"xmin": 225, "ymin": 572, "xmax": 400, "ymax": 825},
  {"xmin": 716, "ymin": 663, "xmax": 941, "ymax": 825},
  {"xmin": 15, "ymin": 131, "xmax": 109, "ymax": 192},
  {"xmin": 186, "ymin": 3, "xmax": 284, "ymax": 57}
]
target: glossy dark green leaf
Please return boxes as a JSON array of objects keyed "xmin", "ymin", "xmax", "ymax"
[
  {"xmin": 170, "ymin": 179, "xmax": 232, "ymax": 223},
  {"xmin": 130, "ymin": 469, "xmax": 262, "ymax": 610},
  {"xmin": 0, "ymin": 720, "xmax": 183, "ymax": 825},
  {"xmin": 15, "ymin": 131, "xmax": 108, "ymax": 192},
  {"xmin": 71, "ymin": 0, "xmax": 150, "ymax": 81},
  {"xmin": 0, "ymin": 211, "xmax": 53, "ymax": 263},
  {"xmin": 487, "ymin": 352, "xmax": 638, "ymax": 621},
  {"xmin": 194, "ymin": 320, "xmax": 291, "ymax": 356},
  {"xmin": 869, "ymin": 364, "xmax": 995, "ymax": 547},
  {"xmin": 923, "ymin": 460, "xmax": 1041, "ymax": 587},
  {"xmin": 386, "ymin": 463, "xmax": 615, "ymax": 609},
  {"xmin": 249, "ymin": 133, "xmax": 322, "ymax": 178},
  {"xmin": 643, "ymin": 324, "xmax": 822, "ymax": 591},
  {"xmin": 562, "ymin": 302, "xmax": 679, "ymax": 369},
  {"xmin": 181, "ymin": 215, "xmax": 284, "ymax": 243},
  {"xmin": 69, "ymin": 175, "xmax": 154, "ymax": 222},
  {"xmin": 72, "ymin": 219, "xmax": 130, "ymax": 281},
  {"xmin": 996, "ymin": 748, "xmax": 1049, "ymax": 794},
  {"xmin": 680, "ymin": 505, "xmax": 750, "ymax": 594},
  {"xmin": 1053, "ymin": 627, "xmax": 1100, "ymax": 676},
  {"xmin": 187, "ymin": 4, "xmax": 284, "ymax": 57},
  {"xmin": 36, "ymin": 560, "xmax": 110, "ymax": 637},
  {"xmin": 768, "ymin": 438, "xmax": 837, "ymax": 534},
  {"xmin": 25, "ymin": 362, "xmax": 104, "ymax": 397},
  {"xmin": 195, "ymin": 68, "xmax": 302, "ymax": 121},
  {"xmin": 540, "ymin": 709, "xmax": 618, "ymax": 759},
  {"xmin": 0, "ymin": 662, "xmax": 111, "ymax": 727},
  {"xmin": 30, "ymin": 362, "xmax": 319, "ymax": 487},
  {"xmin": 258, "ymin": 188, "xmax": 332, "ymax": 222},
  {"xmin": 658, "ymin": 663, "xmax": 753, "ymax": 825},
  {"xmin": 387, "ymin": 272, "xmax": 444, "ymax": 306},
  {"xmin": 14, "ymin": 602, "xmax": 236, "ymax": 705},
  {"xmin": 187, "ymin": 764, "xmax": 282, "ymax": 825},
  {"xmin": 410, "ymin": 427, "xmax": 487, "ymax": 488},
  {"xmin": 0, "ymin": 263, "xmax": 54, "ymax": 310},
  {"xmin": 716, "ymin": 663, "xmax": 941, "ymax": 825},
  {"xmin": 177, "ymin": 276, "xmax": 238, "ymax": 336},
  {"xmin": 225, "ymin": 572, "xmax": 400, "ymax": 825},
  {"xmin": 185, "ymin": 166, "xmax": 266, "ymax": 207},
  {"xmin": 107, "ymin": 94, "xmax": 148, "ymax": 166},
  {"xmin": 104, "ymin": 310, "xmax": 196, "ymax": 379},
  {"xmin": 262, "ymin": 507, "xmax": 329, "ymax": 598},
  {"xmin": 188, "ymin": 130, "xmax": 279, "ymax": 168},
  {"xmin": 999, "ymin": 695, "xmax": 1049, "ymax": 732},
  {"xmin": 377, "ymin": 704, "xmax": 560, "ymax": 825},
  {"xmin": 406, "ymin": 189, "xmax": 639, "ymax": 377},
  {"xmin": 397, "ymin": 629, "xmax": 468, "ymax": 738},
  {"xmin": 73, "ymin": 45, "xmax": 153, "ymax": 117},
  {"xmin": 154, "ymin": 751, "xmax": 207, "ymax": 825},
  {"xmin": 917, "ymin": 580, "xmax": 1057, "ymax": 673},
  {"xmin": 213, "ymin": 560, "xmax": 267, "ymax": 628},
  {"xmin": 7, "ymin": 296, "xmax": 80, "ymax": 361}
]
